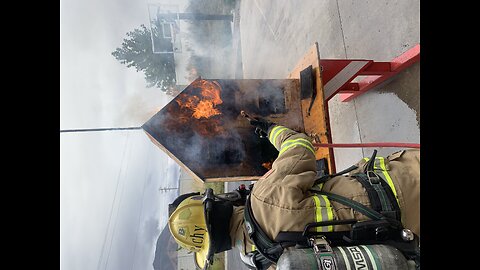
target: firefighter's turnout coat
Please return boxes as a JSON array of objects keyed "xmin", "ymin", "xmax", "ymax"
[{"xmin": 229, "ymin": 125, "xmax": 420, "ymax": 264}]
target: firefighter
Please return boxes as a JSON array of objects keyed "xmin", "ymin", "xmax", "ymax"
[{"xmin": 168, "ymin": 117, "xmax": 420, "ymax": 270}]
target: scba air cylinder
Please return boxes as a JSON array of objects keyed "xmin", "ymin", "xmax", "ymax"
[{"xmin": 276, "ymin": 244, "xmax": 416, "ymax": 270}]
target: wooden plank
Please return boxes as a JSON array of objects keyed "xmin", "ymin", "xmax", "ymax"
[
  {"xmin": 144, "ymin": 79, "xmax": 306, "ymax": 181},
  {"xmin": 287, "ymin": 42, "xmax": 334, "ymax": 173},
  {"xmin": 143, "ymin": 130, "xmax": 205, "ymax": 185},
  {"xmin": 205, "ymin": 176, "xmax": 261, "ymax": 182}
]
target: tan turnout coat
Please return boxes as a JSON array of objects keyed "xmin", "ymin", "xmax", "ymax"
[{"xmin": 229, "ymin": 125, "xmax": 420, "ymax": 261}]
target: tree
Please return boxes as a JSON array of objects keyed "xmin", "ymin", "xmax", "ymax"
[{"xmin": 112, "ymin": 24, "xmax": 177, "ymax": 92}]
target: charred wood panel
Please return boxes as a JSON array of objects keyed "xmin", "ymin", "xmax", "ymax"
[{"xmin": 142, "ymin": 78, "xmax": 303, "ymax": 181}]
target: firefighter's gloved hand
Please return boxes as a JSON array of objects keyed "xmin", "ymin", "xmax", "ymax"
[{"xmin": 249, "ymin": 117, "xmax": 274, "ymax": 138}]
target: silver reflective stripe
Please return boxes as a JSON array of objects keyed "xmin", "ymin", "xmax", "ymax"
[
  {"xmin": 313, "ymin": 195, "xmax": 333, "ymax": 232},
  {"xmin": 269, "ymin": 126, "xmax": 288, "ymax": 147},
  {"xmin": 372, "ymin": 158, "xmax": 388, "ymax": 182},
  {"xmin": 374, "ymin": 158, "xmax": 381, "ymax": 170},
  {"xmin": 279, "ymin": 138, "xmax": 315, "ymax": 156},
  {"xmin": 318, "ymin": 195, "xmax": 330, "ymax": 232}
]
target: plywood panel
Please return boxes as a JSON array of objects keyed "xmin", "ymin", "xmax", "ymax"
[
  {"xmin": 142, "ymin": 79, "xmax": 306, "ymax": 182},
  {"xmin": 144, "ymin": 131, "xmax": 205, "ymax": 185},
  {"xmin": 287, "ymin": 42, "xmax": 335, "ymax": 173}
]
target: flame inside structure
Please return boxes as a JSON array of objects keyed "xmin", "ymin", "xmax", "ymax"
[
  {"xmin": 175, "ymin": 79, "xmax": 223, "ymax": 119},
  {"xmin": 262, "ymin": 162, "xmax": 273, "ymax": 170},
  {"xmin": 170, "ymin": 79, "xmax": 225, "ymax": 137}
]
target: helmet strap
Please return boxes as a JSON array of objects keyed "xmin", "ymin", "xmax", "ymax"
[{"xmin": 210, "ymin": 200, "xmax": 234, "ymax": 253}]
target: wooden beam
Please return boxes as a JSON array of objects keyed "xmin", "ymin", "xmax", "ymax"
[
  {"xmin": 287, "ymin": 42, "xmax": 335, "ymax": 173},
  {"xmin": 205, "ymin": 176, "xmax": 261, "ymax": 182},
  {"xmin": 143, "ymin": 130, "xmax": 205, "ymax": 185}
]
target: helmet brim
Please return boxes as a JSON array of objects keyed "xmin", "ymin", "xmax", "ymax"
[
  {"xmin": 194, "ymin": 199, "xmax": 233, "ymax": 269},
  {"xmin": 194, "ymin": 231, "xmax": 213, "ymax": 270},
  {"xmin": 168, "ymin": 194, "xmax": 212, "ymax": 265},
  {"xmin": 194, "ymin": 247, "xmax": 210, "ymax": 270}
]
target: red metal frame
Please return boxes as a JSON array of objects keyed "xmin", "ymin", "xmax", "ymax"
[
  {"xmin": 320, "ymin": 44, "xmax": 420, "ymax": 102},
  {"xmin": 313, "ymin": 142, "xmax": 420, "ymax": 149}
]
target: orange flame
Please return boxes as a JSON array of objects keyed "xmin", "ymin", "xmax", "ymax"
[
  {"xmin": 175, "ymin": 94, "xmax": 200, "ymax": 110},
  {"xmin": 193, "ymin": 100, "xmax": 221, "ymax": 119},
  {"xmin": 262, "ymin": 162, "xmax": 273, "ymax": 170},
  {"xmin": 168, "ymin": 79, "xmax": 225, "ymax": 137},
  {"xmin": 176, "ymin": 79, "xmax": 223, "ymax": 119},
  {"xmin": 193, "ymin": 80, "xmax": 223, "ymax": 106}
]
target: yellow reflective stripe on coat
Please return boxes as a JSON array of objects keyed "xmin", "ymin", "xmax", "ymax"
[
  {"xmin": 279, "ymin": 138, "xmax": 315, "ymax": 156},
  {"xmin": 268, "ymin": 126, "xmax": 281, "ymax": 141},
  {"xmin": 269, "ymin": 126, "xmax": 288, "ymax": 147},
  {"xmin": 313, "ymin": 183, "xmax": 324, "ymax": 191},
  {"xmin": 312, "ymin": 195, "xmax": 334, "ymax": 232},
  {"xmin": 364, "ymin": 157, "xmax": 399, "ymax": 203},
  {"xmin": 280, "ymin": 138, "xmax": 313, "ymax": 150},
  {"xmin": 378, "ymin": 157, "xmax": 398, "ymax": 199}
]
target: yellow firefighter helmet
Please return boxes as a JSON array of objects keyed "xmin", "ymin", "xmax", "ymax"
[{"xmin": 168, "ymin": 194, "xmax": 211, "ymax": 269}]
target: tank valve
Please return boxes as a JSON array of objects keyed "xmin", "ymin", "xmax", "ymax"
[{"xmin": 401, "ymin": 228, "xmax": 415, "ymax": 241}]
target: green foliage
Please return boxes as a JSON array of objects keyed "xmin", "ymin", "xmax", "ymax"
[{"xmin": 112, "ymin": 24, "xmax": 176, "ymax": 91}]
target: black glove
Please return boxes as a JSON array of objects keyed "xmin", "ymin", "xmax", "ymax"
[{"xmin": 249, "ymin": 117, "xmax": 274, "ymax": 138}]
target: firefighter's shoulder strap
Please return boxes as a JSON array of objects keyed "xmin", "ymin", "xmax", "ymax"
[
  {"xmin": 316, "ymin": 150, "xmax": 402, "ymax": 222},
  {"xmin": 243, "ymin": 194, "xmax": 283, "ymax": 270},
  {"xmin": 355, "ymin": 150, "xmax": 401, "ymax": 221},
  {"xmin": 313, "ymin": 164, "xmax": 358, "ymax": 186},
  {"xmin": 310, "ymin": 190, "xmax": 384, "ymax": 221}
]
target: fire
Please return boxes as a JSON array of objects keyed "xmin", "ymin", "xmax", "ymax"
[
  {"xmin": 168, "ymin": 79, "xmax": 226, "ymax": 137},
  {"xmin": 193, "ymin": 100, "xmax": 221, "ymax": 119},
  {"xmin": 262, "ymin": 162, "xmax": 273, "ymax": 170},
  {"xmin": 192, "ymin": 80, "xmax": 223, "ymax": 106},
  {"xmin": 175, "ymin": 94, "xmax": 200, "ymax": 110},
  {"xmin": 176, "ymin": 79, "xmax": 223, "ymax": 119}
]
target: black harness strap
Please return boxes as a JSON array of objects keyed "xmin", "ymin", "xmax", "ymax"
[
  {"xmin": 310, "ymin": 190, "xmax": 385, "ymax": 221},
  {"xmin": 244, "ymin": 195, "xmax": 278, "ymax": 269},
  {"xmin": 343, "ymin": 150, "xmax": 402, "ymax": 221},
  {"xmin": 376, "ymin": 172, "xmax": 402, "ymax": 220},
  {"xmin": 313, "ymin": 165, "xmax": 358, "ymax": 186},
  {"xmin": 351, "ymin": 173, "xmax": 383, "ymax": 213}
]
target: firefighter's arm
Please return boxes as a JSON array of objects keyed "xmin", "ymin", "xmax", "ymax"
[{"xmin": 263, "ymin": 124, "xmax": 317, "ymax": 191}]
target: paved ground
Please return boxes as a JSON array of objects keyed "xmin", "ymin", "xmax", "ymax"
[{"xmin": 227, "ymin": 0, "xmax": 419, "ymax": 269}]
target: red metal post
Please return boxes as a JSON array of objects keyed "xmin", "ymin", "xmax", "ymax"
[
  {"xmin": 357, "ymin": 62, "xmax": 392, "ymax": 75},
  {"xmin": 338, "ymin": 83, "xmax": 360, "ymax": 93},
  {"xmin": 313, "ymin": 142, "xmax": 420, "ymax": 149}
]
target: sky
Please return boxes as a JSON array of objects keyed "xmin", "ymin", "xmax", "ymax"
[{"xmin": 60, "ymin": 0, "xmax": 189, "ymax": 269}]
